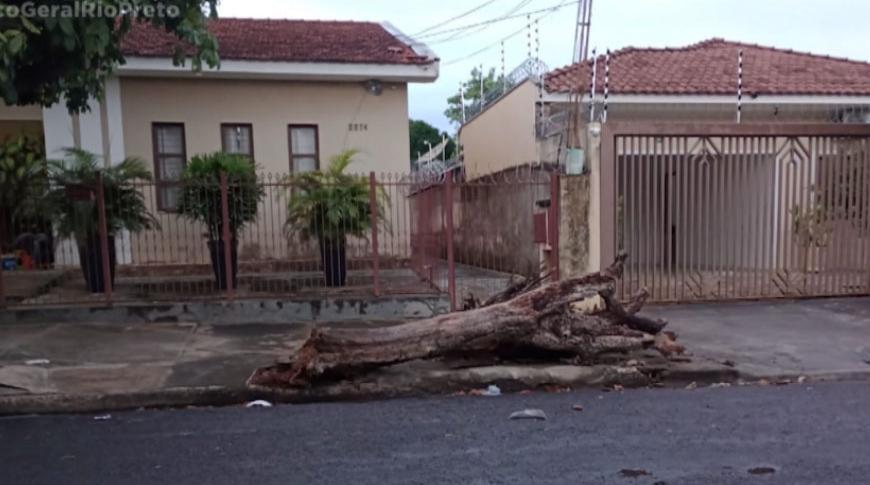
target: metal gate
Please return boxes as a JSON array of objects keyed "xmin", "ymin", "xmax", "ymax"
[{"xmin": 600, "ymin": 123, "xmax": 870, "ymax": 302}]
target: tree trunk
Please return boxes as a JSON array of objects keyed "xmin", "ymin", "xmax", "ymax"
[{"xmin": 251, "ymin": 254, "xmax": 669, "ymax": 388}]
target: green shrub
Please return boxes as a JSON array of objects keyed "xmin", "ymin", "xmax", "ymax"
[
  {"xmin": 176, "ymin": 152, "xmax": 264, "ymax": 241},
  {"xmin": 0, "ymin": 134, "xmax": 47, "ymax": 238}
]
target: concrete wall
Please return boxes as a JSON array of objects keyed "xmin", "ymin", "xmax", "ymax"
[
  {"xmin": 452, "ymin": 169, "xmax": 550, "ymax": 277},
  {"xmin": 559, "ymin": 174, "xmax": 591, "ymax": 278},
  {"xmin": 459, "ymin": 80, "xmax": 538, "ymax": 176},
  {"xmin": 120, "ymin": 77, "xmax": 411, "ymax": 175}
]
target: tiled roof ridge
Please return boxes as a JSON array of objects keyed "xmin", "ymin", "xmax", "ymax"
[{"xmin": 548, "ymin": 38, "xmax": 870, "ymax": 79}]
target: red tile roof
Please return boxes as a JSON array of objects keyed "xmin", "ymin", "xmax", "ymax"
[
  {"xmin": 545, "ymin": 38, "xmax": 870, "ymax": 96},
  {"xmin": 121, "ymin": 18, "xmax": 434, "ymax": 65}
]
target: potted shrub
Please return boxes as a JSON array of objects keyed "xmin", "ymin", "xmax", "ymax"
[
  {"xmin": 177, "ymin": 152, "xmax": 263, "ymax": 290},
  {"xmin": 46, "ymin": 148, "xmax": 158, "ymax": 292},
  {"xmin": 285, "ymin": 150, "xmax": 389, "ymax": 287}
]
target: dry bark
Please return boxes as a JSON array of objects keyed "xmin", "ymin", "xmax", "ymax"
[
  {"xmin": 250, "ymin": 253, "xmax": 670, "ymax": 388},
  {"xmin": 461, "ymin": 272, "xmax": 548, "ymax": 310}
]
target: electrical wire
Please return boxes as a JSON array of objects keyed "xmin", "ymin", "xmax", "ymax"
[
  {"xmin": 441, "ymin": 0, "xmax": 574, "ymax": 66},
  {"xmin": 416, "ymin": 0, "xmax": 578, "ymax": 40},
  {"xmin": 413, "ymin": 0, "xmax": 498, "ymax": 36},
  {"xmin": 428, "ymin": 0, "xmax": 534, "ymax": 45},
  {"xmin": 442, "ymin": 25, "xmax": 528, "ymax": 66}
]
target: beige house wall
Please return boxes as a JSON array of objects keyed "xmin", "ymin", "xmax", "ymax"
[
  {"xmin": 0, "ymin": 104, "xmax": 42, "ymax": 121},
  {"xmin": 538, "ymin": 102, "xmax": 841, "ymax": 162},
  {"xmin": 601, "ymin": 102, "xmax": 834, "ymax": 123},
  {"xmin": 117, "ymin": 77, "xmax": 412, "ymax": 265},
  {"xmin": 120, "ymin": 77, "xmax": 411, "ymax": 175},
  {"xmin": 459, "ymin": 80, "xmax": 538, "ymax": 176},
  {"xmin": 0, "ymin": 105, "xmax": 44, "ymax": 141}
]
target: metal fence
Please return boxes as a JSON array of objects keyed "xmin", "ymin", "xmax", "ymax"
[
  {"xmin": 600, "ymin": 122, "xmax": 870, "ymax": 302},
  {"xmin": 0, "ymin": 169, "xmax": 558, "ymax": 310}
]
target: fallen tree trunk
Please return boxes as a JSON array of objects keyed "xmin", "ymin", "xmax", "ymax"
[{"xmin": 251, "ymin": 253, "xmax": 670, "ymax": 388}]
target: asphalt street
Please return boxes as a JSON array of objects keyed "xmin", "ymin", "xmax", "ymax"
[{"xmin": 3, "ymin": 381, "xmax": 870, "ymax": 484}]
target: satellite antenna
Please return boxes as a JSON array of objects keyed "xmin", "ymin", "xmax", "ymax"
[{"xmin": 573, "ymin": 0, "xmax": 593, "ymax": 63}]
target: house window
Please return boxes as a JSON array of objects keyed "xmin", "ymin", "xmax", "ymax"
[
  {"xmin": 152, "ymin": 123, "xmax": 186, "ymax": 211},
  {"xmin": 288, "ymin": 125, "xmax": 319, "ymax": 173},
  {"xmin": 221, "ymin": 123, "xmax": 254, "ymax": 161}
]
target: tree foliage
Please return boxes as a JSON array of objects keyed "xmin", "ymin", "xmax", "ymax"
[
  {"xmin": 444, "ymin": 67, "xmax": 502, "ymax": 125},
  {"xmin": 0, "ymin": 134, "xmax": 46, "ymax": 220},
  {"xmin": 0, "ymin": 134, "xmax": 47, "ymax": 246},
  {"xmin": 177, "ymin": 152, "xmax": 264, "ymax": 242},
  {"xmin": 409, "ymin": 119, "xmax": 455, "ymax": 163},
  {"xmin": 0, "ymin": 1, "xmax": 219, "ymax": 113}
]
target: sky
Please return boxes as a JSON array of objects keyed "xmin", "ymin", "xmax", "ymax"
[{"xmin": 218, "ymin": 0, "xmax": 870, "ymax": 132}]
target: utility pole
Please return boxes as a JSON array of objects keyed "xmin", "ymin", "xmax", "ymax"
[{"xmin": 573, "ymin": 0, "xmax": 593, "ymax": 63}]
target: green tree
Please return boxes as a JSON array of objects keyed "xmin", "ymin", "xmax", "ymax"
[
  {"xmin": 409, "ymin": 119, "xmax": 455, "ymax": 163},
  {"xmin": 0, "ymin": 1, "xmax": 219, "ymax": 113},
  {"xmin": 444, "ymin": 67, "xmax": 503, "ymax": 125}
]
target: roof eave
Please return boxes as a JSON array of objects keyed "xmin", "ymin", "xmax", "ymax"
[
  {"xmin": 117, "ymin": 56, "xmax": 440, "ymax": 83},
  {"xmin": 380, "ymin": 21, "xmax": 440, "ymax": 64}
]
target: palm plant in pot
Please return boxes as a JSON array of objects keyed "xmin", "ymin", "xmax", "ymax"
[
  {"xmin": 176, "ymin": 152, "xmax": 264, "ymax": 290},
  {"xmin": 46, "ymin": 148, "xmax": 158, "ymax": 293},
  {"xmin": 285, "ymin": 150, "xmax": 389, "ymax": 287}
]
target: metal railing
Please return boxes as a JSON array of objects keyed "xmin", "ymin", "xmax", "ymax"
[{"xmin": 0, "ymin": 169, "xmax": 559, "ymax": 310}]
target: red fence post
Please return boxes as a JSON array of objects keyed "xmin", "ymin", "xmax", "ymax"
[
  {"xmin": 369, "ymin": 172, "xmax": 380, "ymax": 296},
  {"xmin": 549, "ymin": 172, "xmax": 561, "ymax": 282},
  {"xmin": 444, "ymin": 172, "xmax": 456, "ymax": 311},
  {"xmin": 421, "ymin": 186, "xmax": 432, "ymax": 285},
  {"xmin": 95, "ymin": 171, "xmax": 113, "ymax": 304},
  {"xmin": 425, "ymin": 188, "xmax": 433, "ymax": 285},
  {"xmin": 220, "ymin": 171, "xmax": 234, "ymax": 299}
]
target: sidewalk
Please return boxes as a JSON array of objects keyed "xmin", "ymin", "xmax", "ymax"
[
  {"xmin": 645, "ymin": 297, "xmax": 870, "ymax": 380},
  {"xmin": 0, "ymin": 321, "xmax": 310, "ymax": 398},
  {"xmin": 1, "ymin": 297, "xmax": 868, "ymax": 414}
]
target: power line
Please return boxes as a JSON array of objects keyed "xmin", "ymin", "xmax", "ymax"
[
  {"xmin": 441, "ymin": 1, "xmax": 574, "ymax": 66},
  {"xmin": 417, "ymin": 0, "xmax": 579, "ymax": 40},
  {"xmin": 442, "ymin": 25, "xmax": 527, "ymax": 66},
  {"xmin": 429, "ymin": 0, "xmax": 534, "ymax": 45},
  {"xmin": 412, "ymin": 0, "xmax": 497, "ymax": 36}
]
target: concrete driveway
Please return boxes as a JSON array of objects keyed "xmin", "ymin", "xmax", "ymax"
[{"xmin": 646, "ymin": 297, "xmax": 870, "ymax": 380}]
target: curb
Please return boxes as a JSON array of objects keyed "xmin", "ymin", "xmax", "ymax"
[
  {"xmin": 0, "ymin": 365, "xmax": 651, "ymax": 415},
  {"xmin": 0, "ymin": 387, "xmax": 259, "ymax": 416},
  {"xmin": 657, "ymin": 363, "xmax": 742, "ymax": 385},
  {"xmin": 3, "ymin": 365, "xmax": 866, "ymax": 416}
]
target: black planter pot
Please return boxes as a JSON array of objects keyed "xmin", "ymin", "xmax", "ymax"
[
  {"xmin": 319, "ymin": 237, "xmax": 347, "ymax": 287},
  {"xmin": 208, "ymin": 240, "xmax": 238, "ymax": 290},
  {"xmin": 78, "ymin": 236, "xmax": 116, "ymax": 293}
]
